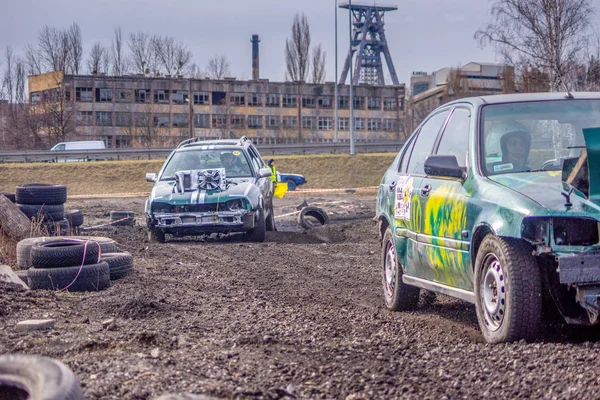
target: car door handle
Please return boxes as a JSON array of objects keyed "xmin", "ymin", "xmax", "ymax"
[
  {"xmin": 389, "ymin": 181, "xmax": 397, "ymax": 191},
  {"xmin": 421, "ymin": 184, "xmax": 432, "ymax": 197}
]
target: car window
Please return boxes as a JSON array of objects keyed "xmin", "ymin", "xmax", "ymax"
[
  {"xmin": 406, "ymin": 110, "xmax": 450, "ymax": 175},
  {"xmin": 246, "ymin": 147, "xmax": 263, "ymax": 172},
  {"xmin": 399, "ymin": 135, "xmax": 416, "ymax": 173},
  {"xmin": 161, "ymin": 148, "xmax": 253, "ymax": 179},
  {"xmin": 249, "ymin": 146, "xmax": 265, "ymax": 168},
  {"xmin": 436, "ymin": 108, "xmax": 471, "ymax": 167}
]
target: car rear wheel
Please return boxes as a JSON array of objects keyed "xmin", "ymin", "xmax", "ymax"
[
  {"xmin": 474, "ymin": 235, "xmax": 542, "ymax": 343},
  {"xmin": 287, "ymin": 179, "xmax": 297, "ymax": 191},
  {"xmin": 382, "ymin": 227, "xmax": 419, "ymax": 311}
]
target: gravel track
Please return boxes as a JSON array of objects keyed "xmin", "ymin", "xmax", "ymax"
[{"xmin": 1, "ymin": 195, "xmax": 599, "ymax": 399}]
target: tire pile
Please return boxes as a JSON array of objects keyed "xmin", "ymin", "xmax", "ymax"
[
  {"xmin": 11, "ymin": 184, "xmax": 85, "ymax": 235},
  {"xmin": 16, "ymin": 237, "xmax": 134, "ymax": 292}
]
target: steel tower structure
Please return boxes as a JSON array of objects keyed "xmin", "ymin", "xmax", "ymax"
[{"xmin": 339, "ymin": 2, "xmax": 399, "ymax": 86}]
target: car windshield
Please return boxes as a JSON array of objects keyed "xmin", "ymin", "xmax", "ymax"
[
  {"xmin": 160, "ymin": 148, "xmax": 253, "ymax": 180},
  {"xmin": 481, "ymin": 99, "xmax": 600, "ymax": 175}
]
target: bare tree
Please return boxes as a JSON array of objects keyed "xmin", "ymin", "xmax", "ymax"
[
  {"xmin": 2, "ymin": 47, "xmax": 15, "ymax": 103},
  {"xmin": 87, "ymin": 42, "xmax": 109, "ymax": 74},
  {"xmin": 206, "ymin": 55, "xmax": 231, "ymax": 80},
  {"xmin": 475, "ymin": 0, "xmax": 594, "ymax": 91},
  {"xmin": 24, "ymin": 43, "xmax": 42, "ymax": 76},
  {"xmin": 285, "ymin": 13, "xmax": 311, "ymax": 81},
  {"xmin": 128, "ymin": 31, "xmax": 151, "ymax": 74},
  {"xmin": 111, "ymin": 27, "xmax": 127, "ymax": 76},
  {"xmin": 148, "ymin": 35, "xmax": 164, "ymax": 76},
  {"xmin": 67, "ymin": 23, "xmax": 83, "ymax": 74},
  {"xmin": 38, "ymin": 25, "xmax": 71, "ymax": 72},
  {"xmin": 154, "ymin": 36, "xmax": 193, "ymax": 76},
  {"xmin": 311, "ymin": 44, "xmax": 326, "ymax": 84}
]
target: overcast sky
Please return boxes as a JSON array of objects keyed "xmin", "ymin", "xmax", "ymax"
[{"xmin": 2, "ymin": 0, "xmax": 599, "ymax": 86}]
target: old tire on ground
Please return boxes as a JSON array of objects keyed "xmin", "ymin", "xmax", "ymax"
[
  {"xmin": 44, "ymin": 219, "xmax": 70, "ymax": 236},
  {"xmin": 265, "ymin": 204, "xmax": 276, "ymax": 232},
  {"xmin": 148, "ymin": 229, "xmax": 165, "ymax": 243},
  {"xmin": 246, "ymin": 209, "xmax": 266, "ymax": 242},
  {"xmin": 0, "ymin": 192, "xmax": 16, "ymax": 203},
  {"xmin": 31, "ymin": 240, "xmax": 101, "ymax": 269},
  {"xmin": 382, "ymin": 227, "xmax": 419, "ymax": 311},
  {"xmin": 102, "ymin": 252, "xmax": 134, "ymax": 280},
  {"xmin": 287, "ymin": 179, "xmax": 297, "ymax": 191},
  {"xmin": 17, "ymin": 236, "xmax": 117, "ymax": 269},
  {"xmin": 474, "ymin": 235, "xmax": 542, "ymax": 344},
  {"xmin": 297, "ymin": 207, "xmax": 329, "ymax": 229},
  {"xmin": 28, "ymin": 262, "xmax": 110, "ymax": 292},
  {"xmin": 15, "ymin": 184, "xmax": 67, "ymax": 206},
  {"xmin": 16, "ymin": 269, "xmax": 28, "ymax": 282},
  {"xmin": 0, "ymin": 354, "xmax": 82, "ymax": 400},
  {"xmin": 65, "ymin": 210, "xmax": 84, "ymax": 227},
  {"xmin": 66, "ymin": 236, "xmax": 119, "ymax": 254},
  {"xmin": 17, "ymin": 203, "xmax": 64, "ymax": 222}
]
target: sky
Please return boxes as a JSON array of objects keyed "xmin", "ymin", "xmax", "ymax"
[{"xmin": 1, "ymin": 0, "xmax": 598, "ymax": 87}]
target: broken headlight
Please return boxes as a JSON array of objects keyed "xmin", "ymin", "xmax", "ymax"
[
  {"xmin": 522, "ymin": 217, "xmax": 599, "ymax": 246},
  {"xmin": 152, "ymin": 202, "xmax": 172, "ymax": 213},
  {"xmin": 226, "ymin": 199, "xmax": 246, "ymax": 211}
]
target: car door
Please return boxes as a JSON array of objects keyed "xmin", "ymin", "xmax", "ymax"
[
  {"xmin": 392, "ymin": 109, "xmax": 451, "ymax": 278},
  {"xmin": 415, "ymin": 106, "xmax": 474, "ymax": 291},
  {"xmin": 247, "ymin": 146, "xmax": 272, "ymax": 207}
]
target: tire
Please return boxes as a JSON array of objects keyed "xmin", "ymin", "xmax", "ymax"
[
  {"xmin": 29, "ymin": 262, "xmax": 110, "ymax": 292},
  {"xmin": 16, "ymin": 269, "xmax": 28, "ymax": 282},
  {"xmin": 148, "ymin": 229, "xmax": 165, "ymax": 243},
  {"xmin": 246, "ymin": 209, "xmax": 266, "ymax": 242},
  {"xmin": 17, "ymin": 236, "xmax": 117, "ymax": 269},
  {"xmin": 0, "ymin": 354, "xmax": 82, "ymax": 400},
  {"xmin": 44, "ymin": 219, "xmax": 70, "ymax": 236},
  {"xmin": 297, "ymin": 207, "xmax": 329, "ymax": 229},
  {"xmin": 18, "ymin": 203, "xmax": 64, "ymax": 222},
  {"xmin": 0, "ymin": 192, "xmax": 16, "ymax": 203},
  {"xmin": 474, "ymin": 235, "xmax": 542, "ymax": 344},
  {"xmin": 101, "ymin": 252, "xmax": 134, "ymax": 280},
  {"xmin": 65, "ymin": 236, "xmax": 119, "ymax": 254},
  {"xmin": 15, "ymin": 184, "xmax": 67, "ymax": 205},
  {"xmin": 65, "ymin": 210, "xmax": 84, "ymax": 227},
  {"xmin": 287, "ymin": 179, "xmax": 297, "ymax": 191},
  {"xmin": 265, "ymin": 204, "xmax": 276, "ymax": 232},
  {"xmin": 382, "ymin": 227, "xmax": 419, "ymax": 311},
  {"xmin": 31, "ymin": 240, "xmax": 101, "ymax": 269}
]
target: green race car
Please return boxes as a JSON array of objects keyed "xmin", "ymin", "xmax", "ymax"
[
  {"xmin": 145, "ymin": 137, "xmax": 275, "ymax": 243},
  {"xmin": 376, "ymin": 93, "xmax": 600, "ymax": 343}
]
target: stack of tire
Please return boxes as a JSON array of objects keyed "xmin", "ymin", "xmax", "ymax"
[
  {"xmin": 14, "ymin": 184, "xmax": 79, "ymax": 235},
  {"xmin": 16, "ymin": 236, "xmax": 135, "ymax": 290}
]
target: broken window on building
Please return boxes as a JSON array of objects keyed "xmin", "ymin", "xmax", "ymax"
[
  {"xmin": 96, "ymin": 88, "xmax": 113, "ymax": 103},
  {"xmin": 318, "ymin": 117, "xmax": 333, "ymax": 130},
  {"xmin": 212, "ymin": 92, "xmax": 226, "ymax": 106},
  {"xmin": 212, "ymin": 114, "xmax": 227, "ymax": 128},
  {"xmin": 266, "ymin": 94, "xmax": 280, "ymax": 107},
  {"xmin": 354, "ymin": 117, "xmax": 365, "ymax": 131},
  {"xmin": 248, "ymin": 93, "xmax": 262, "ymax": 107},
  {"xmin": 96, "ymin": 111, "xmax": 112, "ymax": 126},
  {"xmin": 384, "ymin": 119, "xmax": 397, "ymax": 131},
  {"xmin": 64, "ymin": 87, "xmax": 72, "ymax": 102},
  {"xmin": 368, "ymin": 97, "xmax": 381, "ymax": 110},
  {"xmin": 154, "ymin": 90, "xmax": 170, "ymax": 104},
  {"xmin": 266, "ymin": 116, "xmax": 280, "ymax": 128},
  {"xmin": 153, "ymin": 113, "xmax": 170, "ymax": 127},
  {"xmin": 302, "ymin": 116, "xmax": 316, "ymax": 130},
  {"xmin": 75, "ymin": 87, "xmax": 92, "ymax": 102},
  {"xmin": 193, "ymin": 92, "xmax": 210, "ymax": 105},
  {"xmin": 115, "ymin": 112, "xmax": 132, "ymax": 127},
  {"xmin": 318, "ymin": 96, "xmax": 333, "ymax": 108},
  {"xmin": 282, "ymin": 116, "xmax": 297, "ymax": 129},
  {"xmin": 135, "ymin": 89, "xmax": 151, "ymax": 103},
  {"xmin": 194, "ymin": 114, "xmax": 210, "ymax": 128},
  {"xmin": 353, "ymin": 96, "xmax": 365, "ymax": 110},
  {"xmin": 368, "ymin": 118, "xmax": 382, "ymax": 131},
  {"xmin": 384, "ymin": 97, "xmax": 398, "ymax": 111},
  {"xmin": 230, "ymin": 93, "xmax": 245, "ymax": 106},
  {"xmin": 282, "ymin": 94, "xmax": 297, "ymax": 108},
  {"xmin": 338, "ymin": 96, "xmax": 349, "ymax": 109},
  {"xmin": 76, "ymin": 111, "xmax": 93, "ymax": 125},
  {"xmin": 230, "ymin": 115, "xmax": 246, "ymax": 128},
  {"xmin": 248, "ymin": 115, "xmax": 263, "ymax": 129},
  {"xmin": 115, "ymin": 136, "xmax": 131, "ymax": 148},
  {"xmin": 172, "ymin": 114, "xmax": 189, "ymax": 127},
  {"xmin": 172, "ymin": 91, "xmax": 189, "ymax": 105},
  {"xmin": 115, "ymin": 89, "xmax": 133, "ymax": 103},
  {"xmin": 338, "ymin": 117, "xmax": 349, "ymax": 131},
  {"xmin": 302, "ymin": 95, "xmax": 316, "ymax": 108},
  {"xmin": 30, "ymin": 92, "xmax": 41, "ymax": 104}
]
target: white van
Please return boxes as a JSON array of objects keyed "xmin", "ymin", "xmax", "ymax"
[{"xmin": 50, "ymin": 141, "xmax": 106, "ymax": 162}]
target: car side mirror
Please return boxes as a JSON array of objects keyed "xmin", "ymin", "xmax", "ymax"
[
  {"xmin": 146, "ymin": 173, "xmax": 157, "ymax": 183},
  {"xmin": 424, "ymin": 155, "xmax": 466, "ymax": 179},
  {"xmin": 258, "ymin": 168, "xmax": 272, "ymax": 179}
]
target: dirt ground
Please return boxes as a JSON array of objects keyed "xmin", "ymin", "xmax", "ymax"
[{"xmin": 2, "ymin": 193, "xmax": 600, "ymax": 399}]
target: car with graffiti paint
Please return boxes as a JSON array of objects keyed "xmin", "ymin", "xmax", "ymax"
[
  {"xmin": 376, "ymin": 92, "xmax": 600, "ymax": 343},
  {"xmin": 145, "ymin": 137, "xmax": 275, "ymax": 243}
]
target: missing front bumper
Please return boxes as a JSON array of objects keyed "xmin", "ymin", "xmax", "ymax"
[{"xmin": 151, "ymin": 210, "xmax": 257, "ymax": 233}]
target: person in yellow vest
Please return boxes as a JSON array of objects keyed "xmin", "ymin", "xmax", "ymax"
[{"xmin": 267, "ymin": 159, "xmax": 277, "ymax": 183}]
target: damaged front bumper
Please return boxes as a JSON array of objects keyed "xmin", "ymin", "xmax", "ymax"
[
  {"xmin": 148, "ymin": 210, "xmax": 258, "ymax": 234},
  {"xmin": 558, "ymin": 251, "xmax": 600, "ymax": 324}
]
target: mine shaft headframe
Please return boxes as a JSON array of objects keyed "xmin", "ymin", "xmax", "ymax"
[{"xmin": 339, "ymin": 2, "xmax": 400, "ymax": 86}]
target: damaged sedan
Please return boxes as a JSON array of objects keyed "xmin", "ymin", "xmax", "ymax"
[
  {"xmin": 376, "ymin": 92, "xmax": 600, "ymax": 343},
  {"xmin": 145, "ymin": 137, "xmax": 275, "ymax": 243}
]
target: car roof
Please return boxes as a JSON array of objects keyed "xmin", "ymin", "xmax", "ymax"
[
  {"xmin": 444, "ymin": 92, "xmax": 600, "ymax": 108},
  {"xmin": 175, "ymin": 136, "xmax": 254, "ymax": 151}
]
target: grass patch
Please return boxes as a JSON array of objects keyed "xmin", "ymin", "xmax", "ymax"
[{"xmin": 0, "ymin": 153, "xmax": 397, "ymax": 195}]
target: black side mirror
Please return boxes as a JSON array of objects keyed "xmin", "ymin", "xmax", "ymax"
[{"xmin": 424, "ymin": 155, "xmax": 466, "ymax": 179}]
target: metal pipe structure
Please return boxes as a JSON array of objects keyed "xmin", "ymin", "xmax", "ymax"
[
  {"xmin": 348, "ymin": 0, "xmax": 355, "ymax": 155},
  {"xmin": 334, "ymin": 0, "xmax": 339, "ymax": 143}
]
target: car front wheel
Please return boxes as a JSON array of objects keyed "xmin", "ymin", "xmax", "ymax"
[
  {"xmin": 474, "ymin": 235, "xmax": 542, "ymax": 343},
  {"xmin": 382, "ymin": 227, "xmax": 419, "ymax": 311},
  {"xmin": 246, "ymin": 209, "xmax": 266, "ymax": 242},
  {"xmin": 148, "ymin": 228, "xmax": 165, "ymax": 243}
]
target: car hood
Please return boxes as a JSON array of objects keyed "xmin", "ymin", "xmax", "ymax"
[
  {"xmin": 150, "ymin": 178, "xmax": 257, "ymax": 205},
  {"xmin": 489, "ymin": 172, "xmax": 600, "ymax": 215}
]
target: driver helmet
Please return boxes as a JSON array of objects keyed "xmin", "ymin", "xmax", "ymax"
[
  {"xmin": 220, "ymin": 151, "xmax": 236, "ymax": 165},
  {"xmin": 487, "ymin": 121, "xmax": 531, "ymax": 160}
]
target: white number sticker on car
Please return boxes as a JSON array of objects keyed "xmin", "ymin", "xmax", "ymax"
[{"xmin": 394, "ymin": 177, "xmax": 413, "ymax": 220}]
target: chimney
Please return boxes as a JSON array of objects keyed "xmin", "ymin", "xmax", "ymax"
[{"xmin": 251, "ymin": 34, "xmax": 260, "ymax": 80}]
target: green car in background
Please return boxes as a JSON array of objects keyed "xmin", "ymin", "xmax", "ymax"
[
  {"xmin": 145, "ymin": 137, "xmax": 275, "ymax": 243},
  {"xmin": 376, "ymin": 93, "xmax": 600, "ymax": 343}
]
